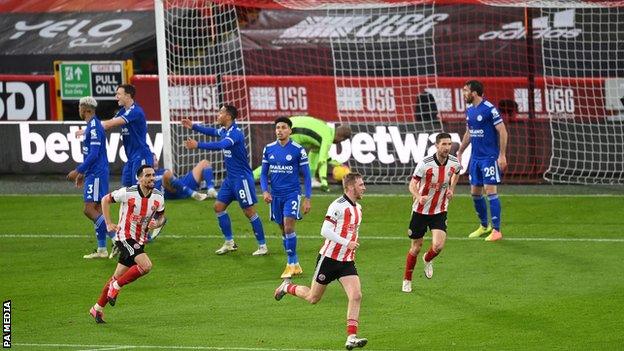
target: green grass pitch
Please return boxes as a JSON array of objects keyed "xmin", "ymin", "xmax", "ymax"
[{"xmin": 1, "ymin": 193, "xmax": 623, "ymax": 350}]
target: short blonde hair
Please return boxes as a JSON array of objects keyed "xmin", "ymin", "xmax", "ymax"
[
  {"xmin": 79, "ymin": 96, "xmax": 98, "ymax": 110},
  {"xmin": 342, "ymin": 172, "xmax": 363, "ymax": 190}
]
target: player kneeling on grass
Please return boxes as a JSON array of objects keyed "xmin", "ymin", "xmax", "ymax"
[
  {"xmin": 402, "ymin": 133, "xmax": 460, "ymax": 293},
  {"xmin": 89, "ymin": 165, "xmax": 166, "ymax": 323},
  {"xmin": 274, "ymin": 172, "xmax": 368, "ymax": 350}
]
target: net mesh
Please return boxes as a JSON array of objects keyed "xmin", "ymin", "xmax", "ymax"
[{"xmin": 157, "ymin": 0, "xmax": 624, "ymax": 185}]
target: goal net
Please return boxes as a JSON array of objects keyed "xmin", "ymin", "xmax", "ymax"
[
  {"xmin": 156, "ymin": 0, "xmax": 624, "ymax": 185},
  {"xmin": 155, "ymin": 0, "xmax": 249, "ymax": 185}
]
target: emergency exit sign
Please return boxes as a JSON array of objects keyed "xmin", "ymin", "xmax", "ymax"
[{"xmin": 58, "ymin": 61, "xmax": 127, "ymax": 100}]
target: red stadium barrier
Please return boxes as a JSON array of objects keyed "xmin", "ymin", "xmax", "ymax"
[
  {"xmin": 130, "ymin": 74, "xmax": 611, "ymax": 123},
  {"xmin": 0, "ymin": 74, "xmax": 57, "ymax": 121}
]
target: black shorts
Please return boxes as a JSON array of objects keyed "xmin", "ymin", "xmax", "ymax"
[
  {"xmin": 115, "ymin": 239, "xmax": 145, "ymax": 267},
  {"xmin": 313, "ymin": 254, "xmax": 358, "ymax": 285},
  {"xmin": 408, "ymin": 211, "xmax": 447, "ymax": 239}
]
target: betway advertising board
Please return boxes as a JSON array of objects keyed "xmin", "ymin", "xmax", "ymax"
[
  {"xmin": 1, "ymin": 122, "xmax": 163, "ymax": 174},
  {"xmin": 1, "ymin": 121, "xmax": 552, "ymax": 178}
]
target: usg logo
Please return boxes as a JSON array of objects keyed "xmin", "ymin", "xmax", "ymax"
[
  {"xmin": 479, "ymin": 9, "xmax": 581, "ymax": 41},
  {"xmin": 278, "ymin": 13, "xmax": 449, "ymax": 41}
]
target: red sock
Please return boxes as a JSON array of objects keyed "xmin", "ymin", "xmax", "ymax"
[
  {"xmin": 404, "ymin": 252, "xmax": 417, "ymax": 280},
  {"xmin": 116, "ymin": 265, "xmax": 146, "ymax": 287},
  {"xmin": 97, "ymin": 276, "xmax": 114, "ymax": 307},
  {"xmin": 347, "ymin": 319, "xmax": 358, "ymax": 335},
  {"xmin": 424, "ymin": 247, "xmax": 439, "ymax": 262},
  {"xmin": 286, "ymin": 284, "xmax": 298, "ymax": 296}
]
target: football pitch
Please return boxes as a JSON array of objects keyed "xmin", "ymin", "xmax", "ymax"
[{"xmin": 1, "ymin": 189, "xmax": 623, "ymax": 350}]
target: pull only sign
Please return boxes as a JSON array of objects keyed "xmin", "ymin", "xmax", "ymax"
[{"xmin": 56, "ymin": 60, "xmax": 129, "ymax": 100}]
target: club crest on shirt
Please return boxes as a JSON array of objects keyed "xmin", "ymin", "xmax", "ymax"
[
  {"xmin": 286, "ymin": 154, "xmax": 292, "ymax": 161},
  {"xmin": 477, "ymin": 115, "xmax": 483, "ymax": 121}
]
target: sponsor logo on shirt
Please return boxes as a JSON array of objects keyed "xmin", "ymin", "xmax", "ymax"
[
  {"xmin": 469, "ymin": 129, "xmax": 485, "ymax": 138},
  {"xmin": 269, "ymin": 164, "xmax": 294, "ymax": 173}
]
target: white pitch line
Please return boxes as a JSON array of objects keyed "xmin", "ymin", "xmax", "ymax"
[
  {"xmin": 0, "ymin": 193, "xmax": 622, "ymax": 198},
  {"xmin": 79, "ymin": 347, "xmax": 136, "ymax": 351},
  {"xmin": 1, "ymin": 234, "xmax": 623, "ymax": 242},
  {"xmin": 14, "ymin": 343, "xmax": 355, "ymax": 351}
]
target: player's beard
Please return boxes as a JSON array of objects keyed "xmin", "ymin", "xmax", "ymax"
[{"xmin": 142, "ymin": 179, "xmax": 155, "ymax": 190}]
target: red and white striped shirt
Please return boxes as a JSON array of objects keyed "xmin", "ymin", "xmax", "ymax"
[
  {"xmin": 110, "ymin": 185, "xmax": 165, "ymax": 245},
  {"xmin": 412, "ymin": 154, "xmax": 461, "ymax": 215},
  {"xmin": 319, "ymin": 195, "xmax": 362, "ymax": 262}
]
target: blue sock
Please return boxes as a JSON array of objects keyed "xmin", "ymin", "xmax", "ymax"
[
  {"xmin": 170, "ymin": 177, "xmax": 194, "ymax": 197},
  {"xmin": 202, "ymin": 167, "xmax": 214, "ymax": 189},
  {"xmin": 216, "ymin": 211, "xmax": 233, "ymax": 241},
  {"xmin": 284, "ymin": 232, "xmax": 298, "ymax": 264},
  {"xmin": 94, "ymin": 215, "xmax": 108, "ymax": 249},
  {"xmin": 249, "ymin": 214, "xmax": 266, "ymax": 245},
  {"xmin": 488, "ymin": 194, "xmax": 501, "ymax": 231},
  {"xmin": 472, "ymin": 195, "xmax": 489, "ymax": 227}
]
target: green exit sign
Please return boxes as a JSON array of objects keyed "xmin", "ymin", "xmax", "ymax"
[{"xmin": 59, "ymin": 63, "xmax": 91, "ymax": 99}]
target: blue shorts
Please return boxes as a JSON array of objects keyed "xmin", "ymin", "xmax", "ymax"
[
  {"xmin": 269, "ymin": 193, "xmax": 302, "ymax": 225},
  {"xmin": 217, "ymin": 175, "xmax": 257, "ymax": 208},
  {"xmin": 121, "ymin": 153, "xmax": 154, "ymax": 187},
  {"xmin": 84, "ymin": 174, "xmax": 109, "ymax": 203},
  {"xmin": 164, "ymin": 171, "xmax": 199, "ymax": 200},
  {"xmin": 468, "ymin": 158, "xmax": 502, "ymax": 186}
]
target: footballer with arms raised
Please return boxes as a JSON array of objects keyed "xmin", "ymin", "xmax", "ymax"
[{"xmin": 183, "ymin": 104, "xmax": 267, "ymax": 256}]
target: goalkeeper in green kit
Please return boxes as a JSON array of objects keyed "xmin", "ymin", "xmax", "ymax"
[{"xmin": 254, "ymin": 116, "xmax": 351, "ymax": 191}]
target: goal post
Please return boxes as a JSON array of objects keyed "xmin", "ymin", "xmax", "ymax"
[{"xmin": 155, "ymin": 0, "xmax": 624, "ymax": 185}]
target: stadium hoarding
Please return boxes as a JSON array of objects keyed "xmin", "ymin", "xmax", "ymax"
[
  {"xmin": 0, "ymin": 11, "xmax": 154, "ymax": 74},
  {"xmin": 2, "ymin": 121, "xmax": 552, "ymax": 182},
  {"xmin": 0, "ymin": 75, "xmax": 57, "ymax": 121},
  {"xmin": 1, "ymin": 122, "xmax": 163, "ymax": 174},
  {"xmin": 240, "ymin": 5, "xmax": 623, "ymax": 78},
  {"xmin": 131, "ymin": 75, "xmax": 615, "ymax": 122},
  {"xmin": 0, "ymin": 12, "xmax": 154, "ymax": 55},
  {"xmin": 0, "ymin": 73, "xmax": 609, "ymax": 123}
]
